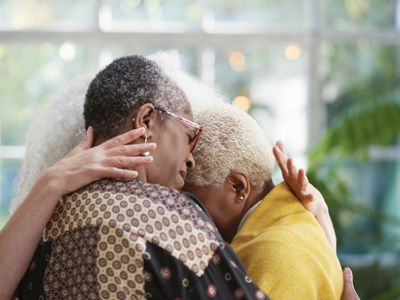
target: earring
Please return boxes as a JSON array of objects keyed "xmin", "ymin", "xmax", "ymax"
[
  {"xmin": 239, "ymin": 195, "xmax": 245, "ymax": 200},
  {"xmin": 142, "ymin": 134, "xmax": 150, "ymax": 157}
]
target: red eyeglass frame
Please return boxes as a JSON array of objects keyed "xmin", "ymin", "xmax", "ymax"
[{"xmin": 155, "ymin": 106, "xmax": 203, "ymax": 153}]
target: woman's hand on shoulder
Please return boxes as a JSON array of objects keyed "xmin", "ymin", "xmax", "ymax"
[
  {"xmin": 43, "ymin": 126, "xmax": 156, "ymax": 196},
  {"xmin": 272, "ymin": 140, "xmax": 327, "ymax": 218},
  {"xmin": 273, "ymin": 140, "xmax": 337, "ymax": 251}
]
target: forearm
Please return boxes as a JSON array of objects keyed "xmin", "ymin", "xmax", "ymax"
[
  {"xmin": 0, "ymin": 171, "xmax": 62, "ymax": 299},
  {"xmin": 315, "ymin": 204, "xmax": 337, "ymax": 252}
]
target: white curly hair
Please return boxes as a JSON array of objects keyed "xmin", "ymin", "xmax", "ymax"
[
  {"xmin": 10, "ymin": 50, "xmax": 225, "ymax": 213},
  {"xmin": 186, "ymin": 102, "xmax": 275, "ymax": 188},
  {"xmin": 10, "ymin": 74, "xmax": 92, "ymax": 213},
  {"xmin": 146, "ymin": 50, "xmax": 227, "ymax": 114}
]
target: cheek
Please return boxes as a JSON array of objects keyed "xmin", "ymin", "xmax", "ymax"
[{"xmin": 161, "ymin": 124, "xmax": 189, "ymax": 157}]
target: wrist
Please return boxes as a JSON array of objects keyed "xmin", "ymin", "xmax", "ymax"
[{"xmin": 39, "ymin": 168, "xmax": 65, "ymax": 200}]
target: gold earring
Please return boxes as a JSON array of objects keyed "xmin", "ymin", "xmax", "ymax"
[
  {"xmin": 142, "ymin": 134, "xmax": 150, "ymax": 156},
  {"xmin": 239, "ymin": 195, "xmax": 244, "ymax": 200}
]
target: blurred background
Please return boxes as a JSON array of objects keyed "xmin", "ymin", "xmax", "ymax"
[{"xmin": 1, "ymin": 0, "xmax": 400, "ymax": 298}]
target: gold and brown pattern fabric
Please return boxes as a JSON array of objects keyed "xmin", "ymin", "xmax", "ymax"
[{"xmin": 18, "ymin": 178, "xmax": 268, "ymax": 300}]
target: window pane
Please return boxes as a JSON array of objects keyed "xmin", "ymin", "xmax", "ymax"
[
  {"xmin": 0, "ymin": 42, "xmax": 95, "ymax": 145},
  {"xmin": 212, "ymin": 0, "xmax": 310, "ymax": 29},
  {"xmin": 321, "ymin": 42, "xmax": 400, "ymax": 124},
  {"xmin": 102, "ymin": 0, "xmax": 201, "ymax": 29},
  {"xmin": 325, "ymin": 159, "xmax": 400, "ymax": 253},
  {"xmin": 320, "ymin": 41, "xmax": 400, "ymax": 251},
  {"xmin": 0, "ymin": 160, "xmax": 21, "ymax": 228},
  {"xmin": 214, "ymin": 45, "xmax": 308, "ymax": 154},
  {"xmin": 324, "ymin": 0, "xmax": 400, "ymax": 31},
  {"xmin": 0, "ymin": 0, "xmax": 97, "ymax": 29},
  {"xmin": 101, "ymin": 46, "xmax": 199, "ymax": 75}
]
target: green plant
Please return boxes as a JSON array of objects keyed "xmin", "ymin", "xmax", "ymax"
[{"xmin": 307, "ymin": 95, "xmax": 400, "ymax": 298}]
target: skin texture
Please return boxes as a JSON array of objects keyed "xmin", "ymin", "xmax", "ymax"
[
  {"xmin": 133, "ymin": 104, "xmax": 196, "ymax": 190},
  {"xmin": 184, "ymin": 174, "xmax": 269, "ymax": 243},
  {"xmin": 96, "ymin": 103, "xmax": 196, "ymax": 190}
]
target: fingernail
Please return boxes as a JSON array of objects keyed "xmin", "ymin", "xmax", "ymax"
[{"xmin": 344, "ymin": 267, "xmax": 353, "ymax": 281}]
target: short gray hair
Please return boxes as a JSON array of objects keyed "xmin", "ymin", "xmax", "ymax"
[
  {"xmin": 84, "ymin": 55, "xmax": 190, "ymax": 138},
  {"xmin": 186, "ymin": 102, "xmax": 275, "ymax": 188}
]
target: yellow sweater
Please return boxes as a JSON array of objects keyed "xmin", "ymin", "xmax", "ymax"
[{"xmin": 231, "ymin": 183, "xmax": 343, "ymax": 300}]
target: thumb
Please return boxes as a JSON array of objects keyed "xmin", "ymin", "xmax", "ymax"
[
  {"xmin": 344, "ymin": 267, "xmax": 353, "ymax": 283},
  {"xmin": 65, "ymin": 126, "xmax": 94, "ymax": 157},
  {"xmin": 80, "ymin": 126, "xmax": 95, "ymax": 149},
  {"xmin": 341, "ymin": 267, "xmax": 360, "ymax": 300}
]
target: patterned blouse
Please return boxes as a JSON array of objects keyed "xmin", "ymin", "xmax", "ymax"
[{"xmin": 17, "ymin": 178, "xmax": 268, "ymax": 300}]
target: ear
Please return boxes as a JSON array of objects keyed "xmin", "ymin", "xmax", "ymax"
[
  {"xmin": 133, "ymin": 103, "xmax": 158, "ymax": 137},
  {"xmin": 226, "ymin": 171, "xmax": 251, "ymax": 204}
]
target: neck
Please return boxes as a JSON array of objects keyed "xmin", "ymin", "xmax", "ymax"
[
  {"xmin": 134, "ymin": 166, "xmax": 148, "ymax": 183},
  {"xmin": 245, "ymin": 179, "xmax": 274, "ymax": 213},
  {"xmin": 228, "ymin": 179, "xmax": 275, "ymax": 242}
]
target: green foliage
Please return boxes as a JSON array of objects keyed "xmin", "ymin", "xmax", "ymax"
[
  {"xmin": 308, "ymin": 94, "xmax": 400, "ymax": 297},
  {"xmin": 308, "ymin": 39, "xmax": 400, "ymax": 297},
  {"xmin": 310, "ymin": 96, "xmax": 400, "ymax": 166}
]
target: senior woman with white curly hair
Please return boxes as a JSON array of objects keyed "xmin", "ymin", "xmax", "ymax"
[
  {"xmin": 184, "ymin": 102, "xmax": 343, "ymax": 299},
  {"xmin": 0, "ymin": 51, "xmax": 359, "ymax": 300}
]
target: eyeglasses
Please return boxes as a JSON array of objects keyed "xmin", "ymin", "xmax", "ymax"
[{"xmin": 155, "ymin": 106, "xmax": 203, "ymax": 153}]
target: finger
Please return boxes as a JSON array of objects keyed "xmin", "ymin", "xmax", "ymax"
[
  {"xmin": 342, "ymin": 267, "xmax": 360, "ymax": 300},
  {"xmin": 298, "ymin": 168, "xmax": 308, "ymax": 188},
  {"xmin": 276, "ymin": 140, "xmax": 286, "ymax": 154},
  {"xmin": 106, "ymin": 156, "xmax": 154, "ymax": 168},
  {"xmin": 343, "ymin": 267, "xmax": 353, "ymax": 283},
  {"xmin": 99, "ymin": 167, "xmax": 139, "ymax": 180},
  {"xmin": 102, "ymin": 127, "xmax": 146, "ymax": 149},
  {"xmin": 273, "ymin": 146, "xmax": 288, "ymax": 176},
  {"xmin": 65, "ymin": 127, "xmax": 95, "ymax": 157},
  {"xmin": 287, "ymin": 158, "xmax": 298, "ymax": 179},
  {"xmin": 81, "ymin": 126, "xmax": 95, "ymax": 149},
  {"xmin": 108, "ymin": 142, "xmax": 157, "ymax": 157},
  {"xmin": 275, "ymin": 141, "xmax": 288, "ymax": 161}
]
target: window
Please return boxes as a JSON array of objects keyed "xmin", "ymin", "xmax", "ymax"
[{"xmin": 1, "ymin": 1, "xmax": 400, "ymax": 296}]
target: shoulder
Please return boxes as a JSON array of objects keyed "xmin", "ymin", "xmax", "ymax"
[{"xmin": 234, "ymin": 225, "xmax": 343, "ymax": 299}]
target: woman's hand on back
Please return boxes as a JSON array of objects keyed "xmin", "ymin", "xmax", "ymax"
[{"xmin": 44, "ymin": 126, "xmax": 156, "ymax": 196}]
